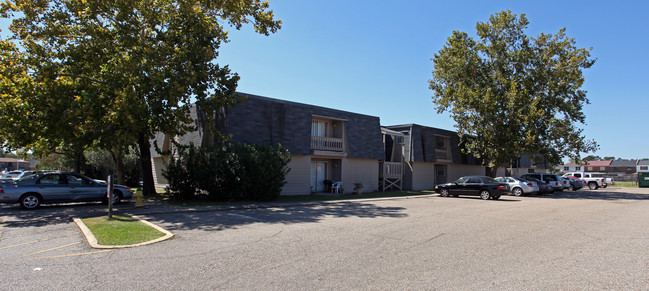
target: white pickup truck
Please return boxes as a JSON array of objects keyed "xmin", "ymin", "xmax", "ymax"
[{"xmin": 563, "ymin": 172, "xmax": 607, "ymax": 190}]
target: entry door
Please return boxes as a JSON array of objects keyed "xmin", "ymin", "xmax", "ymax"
[
  {"xmin": 435, "ymin": 165, "xmax": 447, "ymax": 185},
  {"xmin": 311, "ymin": 162, "xmax": 327, "ymax": 192}
]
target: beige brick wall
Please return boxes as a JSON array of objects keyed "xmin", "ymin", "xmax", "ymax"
[
  {"xmin": 341, "ymin": 158, "xmax": 379, "ymax": 193},
  {"xmin": 411, "ymin": 162, "xmax": 436, "ymax": 191},
  {"xmin": 281, "ymin": 155, "xmax": 312, "ymax": 196},
  {"xmin": 447, "ymin": 164, "xmax": 485, "ymax": 182}
]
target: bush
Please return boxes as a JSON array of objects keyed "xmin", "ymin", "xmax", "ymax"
[{"xmin": 163, "ymin": 142, "xmax": 291, "ymax": 202}]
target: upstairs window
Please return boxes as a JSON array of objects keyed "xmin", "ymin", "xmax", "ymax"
[{"xmin": 311, "ymin": 120, "xmax": 328, "ymax": 137}]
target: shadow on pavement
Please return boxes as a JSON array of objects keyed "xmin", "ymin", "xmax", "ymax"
[
  {"xmin": 139, "ymin": 201, "xmax": 408, "ymax": 232},
  {"xmin": 525, "ymin": 189, "xmax": 649, "ymax": 201},
  {"xmin": 0, "ymin": 201, "xmax": 132, "ymax": 229}
]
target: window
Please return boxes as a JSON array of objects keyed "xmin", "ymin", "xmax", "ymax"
[
  {"xmin": 563, "ymin": 167, "xmax": 569, "ymax": 171},
  {"xmin": 600, "ymin": 167, "xmax": 605, "ymax": 171},
  {"xmin": 627, "ymin": 167, "xmax": 633, "ymax": 171},
  {"xmin": 38, "ymin": 174, "xmax": 63, "ymax": 185},
  {"xmin": 467, "ymin": 177, "xmax": 482, "ymax": 183},
  {"xmin": 67, "ymin": 175, "xmax": 88, "ymax": 185},
  {"xmin": 641, "ymin": 166, "xmax": 648, "ymax": 171},
  {"xmin": 575, "ymin": 167, "xmax": 581, "ymax": 171},
  {"xmin": 436, "ymin": 137, "xmax": 446, "ymax": 149},
  {"xmin": 311, "ymin": 120, "xmax": 327, "ymax": 137},
  {"xmin": 588, "ymin": 167, "xmax": 593, "ymax": 171}
]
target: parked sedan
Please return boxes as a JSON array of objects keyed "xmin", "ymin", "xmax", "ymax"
[
  {"xmin": 495, "ymin": 176, "xmax": 539, "ymax": 196},
  {"xmin": 521, "ymin": 173, "xmax": 563, "ymax": 192},
  {"xmin": 564, "ymin": 176, "xmax": 585, "ymax": 191},
  {"xmin": 0, "ymin": 172, "xmax": 133, "ymax": 209},
  {"xmin": 520, "ymin": 177, "xmax": 554, "ymax": 194},
  {"xmin": 435, "ymin": 176, "xmax": 509, "ymax": 200},
  {"xmin": 0, "ymin": 170, "xmax": 24, "ymax": 181}
]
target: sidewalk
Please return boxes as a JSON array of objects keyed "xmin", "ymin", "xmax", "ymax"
[
  {"xmin": 113, "ymin": 186, "xmax": 649, "ymax": 217},
  {"xmin": 116, "ymin": 194, "xmax": 437, "ymax": 216}
]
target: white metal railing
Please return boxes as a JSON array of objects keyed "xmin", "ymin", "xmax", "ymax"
[
  {"xmin": 311, "ymin": 136, "xmax": 344, "ymax": 151},
  {"xmin": 382, "ymin": 162, "xmax": 403, "ymax": 179},
  {"xmin": 435, "ymin": 150, "xmax": 449, "ymax": 160}
]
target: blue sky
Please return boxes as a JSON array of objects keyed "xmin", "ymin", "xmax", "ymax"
[
  {"xmin": 217, "ymin": 0, "xmax": 649, "ymax": 160},
  {"xmin": 2, "ymin": 0, "xmax": 648, "ymax": 160}
]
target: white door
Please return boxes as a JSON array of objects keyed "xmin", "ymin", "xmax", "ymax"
[{"xmin": 310, "ymin": 162, "xmax": 327, "ymax": 192}]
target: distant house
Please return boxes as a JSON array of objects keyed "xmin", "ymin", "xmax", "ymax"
[
  {"xmin": 0, "ymin": 158, "xmax": 31, "ymax": 171},
  {"xmin": 585, "ymin": 160, "xmax": 612, "ymax": 173},
  {"xmin": 637, "ymin": 160, "xmax": 649, "ymax": 173},
  {"xmin": 556, "ymin": 163, "xmax": 583, "ymax": 173},
  {"xmin": 151, "ymin": 93, "xmax": 384, "ymax": 195},
  {"xmin": 609, "ymin": 160, "xmax": 638, "ymax": 176}
]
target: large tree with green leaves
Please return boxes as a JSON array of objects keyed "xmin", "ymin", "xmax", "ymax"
[
  {"xmin": 429, "ymin": 10, "xmax": 597, "ymax": 173},
  {"xmin": 0, "ymin": 0, "xmax": 281, "ymax": 194}
]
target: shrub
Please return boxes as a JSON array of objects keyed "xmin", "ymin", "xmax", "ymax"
[{"xmin": 163, "ymin": 142, "xmax": 291, "ymax": 202}]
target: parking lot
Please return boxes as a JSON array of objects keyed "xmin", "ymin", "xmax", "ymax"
[{"xmin": 1, "ymin": 187, "xmax": 649, "ymax": 290}]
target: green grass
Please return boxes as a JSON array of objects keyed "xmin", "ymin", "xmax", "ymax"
[
  {"xmin": 82, "ymin": 215, "xmax": 165, "ymax": 246},
  {"xmin": 610, "ymin": 181, "xmax": 639, "ymax": 188}
]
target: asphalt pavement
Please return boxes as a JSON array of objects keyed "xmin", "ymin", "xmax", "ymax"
[{"xmin": 1, "ymin": 187, "xmax": 649, "ymax": 290}]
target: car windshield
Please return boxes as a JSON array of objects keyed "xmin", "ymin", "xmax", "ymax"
[
  {"xmin": 456, "ymin": 177, "xmax": 469, "ymax": 183},
  {"xmin": 481, "ymin": 176, "xmax": 498, "ymax": 183},
  {"xmin": 521, "ymin": 177, "xmax": 542, "ymax": 183},
  {"xmin": 17, "ymin": 174, "xmax": 39, "ymax": 181}
]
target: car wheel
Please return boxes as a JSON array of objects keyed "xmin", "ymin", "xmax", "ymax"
[
  {"xmin": 480, "ymin": 190, "xmax": 491, "ymax": 200},
  {"xmin": 103, "ymin": 191, "xmax": 122, "ymax": 205},
  {"xmin": 512, "ymin": 187, "xmax": 523, "ymax": 196},
  {"xmin": 588, "ymin": 182, "xmax": 598, "ymax": 190},
  {"xmin": 439, "ymin": 188, "xmax": 449, "ymax": 197},
  {"xmin": 20, "ymin": 193, "xmax": 42, "ymax": 210}
]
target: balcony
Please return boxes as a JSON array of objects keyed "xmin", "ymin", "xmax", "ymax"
[
  {"xmin": 380, "ymin": 162, "xmax": 404, "ymax": 179},
  {"xmin": 311, "ymin": 136, "xmax": 344, "ymax": 152}
]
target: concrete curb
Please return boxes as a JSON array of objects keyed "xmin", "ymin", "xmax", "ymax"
[
  {"xmin": 119, "ymin": 193, "xmax": 438, "ymax": 216},
  {"xmin": 73, "ymin": 215, "xmax": 174, "ymax": 249}
]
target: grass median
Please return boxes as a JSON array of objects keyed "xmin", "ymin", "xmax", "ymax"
[{"xmin": 81, "ymin": 215, "xmax": 166, "ymax": 246}]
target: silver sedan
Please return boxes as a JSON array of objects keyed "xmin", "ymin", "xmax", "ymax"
[
  {"xmin": 495, "ymin": 176, "xmax": 540, "ymax": 196},
  {"xmin": 0, "ymin": 172, "xmax": 133, "ymax": 209}
]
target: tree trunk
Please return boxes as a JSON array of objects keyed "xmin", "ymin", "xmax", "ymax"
[
  {"xmin": 485, "ymin": 166, "xmax": 497, "ymax": 177},
  {"xmin": 138, "ymin": 133, "xmax": 155, "ymax": 196},
  {"xmin": 108, "ymin": 149, "xmax": 125, "ymax": 185}
]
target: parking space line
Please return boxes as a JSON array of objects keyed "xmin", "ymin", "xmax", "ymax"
[
  {"xmin": 0, "ymin": 238, "xmax": 52, "ymax": 251},
  {"xmin": 34, "ymin": 249, "xmax": 113, "ymax": 260},
  {"xmin": 25, "ymin": 242, "xmax": 81, "ymax": 256}
]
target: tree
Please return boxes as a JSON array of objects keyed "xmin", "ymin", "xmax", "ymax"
[
  {"xmin": 582, "ymin": 155, "xmax": 601, "ymax": 162},
  {"xmin": 429, "ymin": 10, "xmax": 598, "ymax": 174},
  {"xmin": 0, "ymin": 0, "xmax": 281, "ymax": 194}
]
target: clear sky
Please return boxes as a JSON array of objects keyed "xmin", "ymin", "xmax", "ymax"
[
  {"xmin": 217, "ymin": 0, "xmax": 649, "ymax": 161},
  {"xmin": 2, "ymin": 0, "xmax": 648, "ymax": 160}
]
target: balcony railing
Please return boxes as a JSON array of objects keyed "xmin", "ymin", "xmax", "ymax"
[
  {"xmin": 311, "ymin": 136, "xmax": 344, "ymax": 152},
  {"xmin": 435, "ymin": 150, "xmax": 450, "ymax": 160},
  {"xmin": 381, "ymin": 162, "xmax": 404, "ymax": 179}
]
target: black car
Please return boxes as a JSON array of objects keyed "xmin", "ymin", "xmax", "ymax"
[{"xmin": 435, "ymin": 176, "xmax": 509, "ymax": 200}]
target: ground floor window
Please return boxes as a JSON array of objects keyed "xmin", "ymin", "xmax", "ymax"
[{"xmin": 310, "ymin": 162, "xmax": 327, "ymax": 192}]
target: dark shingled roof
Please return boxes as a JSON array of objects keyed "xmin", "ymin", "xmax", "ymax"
[
  {"xmin": 609, "ymin": 160, "xmax": 638, "ymax": 166},
  {"xmin": 384, "ymin": 124, "xmax": 481, "ymax": 165},
  {"xmin": 225, "ymin": 93, "xmax": 384, "ymax": 160}
]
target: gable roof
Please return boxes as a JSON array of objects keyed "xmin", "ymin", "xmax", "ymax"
[
  {"xmin": 638, "ymin": 160, "xmax": 649, "ymax": 166},
  {"xmin": 610, "ymin": 160, "xmax": 638, "ymax": 166},
  {"xmin": 586, "ymin": 160, "xmax": 612, "ymax": 167}
]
